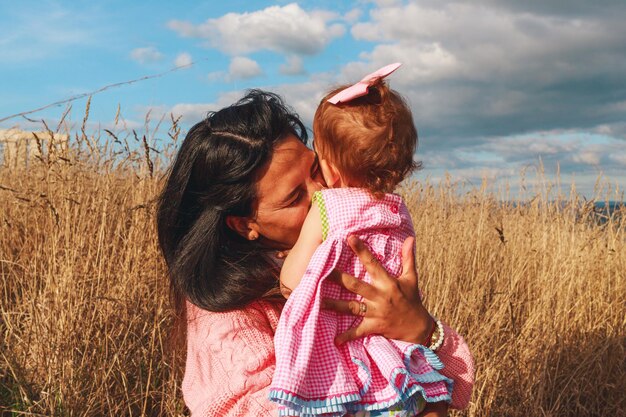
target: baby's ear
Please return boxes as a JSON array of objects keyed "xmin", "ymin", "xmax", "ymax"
[
  {"xmin": 225, "ymin": 216, "xmax": 260, "ymax": 241},
  {"xmin": 319, "ymin": 159, "xmax": 341, "ymax": 188}
]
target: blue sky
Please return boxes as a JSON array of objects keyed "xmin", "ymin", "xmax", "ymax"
[{"xmin": 1, "ymin": 0, "xmax": 625, "ymax": 199}]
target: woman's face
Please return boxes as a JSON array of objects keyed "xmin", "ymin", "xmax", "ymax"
[{"xmin": 252, "ymin": 134, "xmax": 325, "ymax": 249}]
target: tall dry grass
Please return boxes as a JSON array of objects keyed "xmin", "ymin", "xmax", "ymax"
[
  {"xmin": 1, "ymin": 109, "xmax": 624, "ymax": 416},
  {"xmin": 1, "ymin": 108, "xmax": 185, "ymax": 415},
  {"xmin": 402, "ymin": 178, "xmax": 625, "ymax": 416}
]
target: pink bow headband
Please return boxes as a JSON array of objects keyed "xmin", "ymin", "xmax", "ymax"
[{"xmin": 327, "ymin": 62, "xmax": 402, "ymax": 105}]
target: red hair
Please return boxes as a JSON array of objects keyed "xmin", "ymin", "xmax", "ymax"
[{"xmin": 313, "ymin": 79, "xmax": 421, "ymax": 197}]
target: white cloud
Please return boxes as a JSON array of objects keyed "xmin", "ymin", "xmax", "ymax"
[
  {"xmin": 159, "ymin": 0, "xmax": 626, "ymax": 197},
  {"xmin": 344, "ymin": 8, "xmax": 363, "ymax": 23},
  {"xmin": 272, "ymin": 78, "xmax": 331, "ymax": 126},
  {"xmin": 573, "ymin": 151, "xmax": 601, "ymax": 166},
  {"xmin": 167, "ymin": 3, "xmax": 345, "ymax": 55},
  {"xmin": 465, "ymin": 133, "xmax": 626, "ymax": 181},
  {"xmin": 169, "ymin": 91, "xmax": 245, "ymax": 123},
  {"xmin": 527, "ymin": 141, "xmax": 570, "ymax": 155},
  {"xmin": 593, "ymin": 122, "xmax": 626, "ymax": 140},
  {"xmin": 170, "ymin": 103, "xmax": 214, "ymax": 122},
  {"xmin": 155, "ymin": 81, "xmax": 625, "ymax": 198},
  {"xmin": 350, "ymin": 2, "xmax": 611, "ymax": 84},
  {"xmin": 174, "ymin": 52, "xmax": 192, "ymax": 68},
  {"xmin": 596, "ymin": 125, "xmax": 613, "ymax": 135},
  {"xmin": 444, "ymin": 166, "xmax": 518, "ymax": 181},
  {"xmin": 342, "ymin": 42, "xmax": 458, "ymax": 84},
  {"xmin": 372, "ymin": 0, "xmax": 403, "ymax": 7},
  {"xmin": 207, "ymin": 71, "xmax": 225, "ymax": 82},
  {"xmin": 280, "ymin": 56, "xmax": 306, "ymax": 76},
  {"xmin": 418, "ymin": 133, "xmax": 625, "ymax": 198},
  {"xmin": 228, "ymin": 56, "xmax": 263, "ymax": 80},
  {"xmin": 166, "ymin": 74, "xmax": 332, "ymax": 128},
  {"xmin": 480, "ymin": 134, "xmax": 579, "ymax": 159},
  {"xmin": 609, "ymin": 152, "xmax": 626, "ymax": 165},
  {"xmin": 130, "ymin": 47, "xmax": 164, "ymax": 64},
  {"xmin": 339, "ymin": 0, "xmax": 626, "ymax": 144}
]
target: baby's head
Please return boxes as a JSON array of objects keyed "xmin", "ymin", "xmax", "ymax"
[{"xmin": 313, "ymin": 78, "xmax": 421, "ymax": 197}]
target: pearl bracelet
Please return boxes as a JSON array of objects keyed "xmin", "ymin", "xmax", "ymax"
[{"xmin": 428, "ymin": 318, "xmax": 444, "ymax": 351}]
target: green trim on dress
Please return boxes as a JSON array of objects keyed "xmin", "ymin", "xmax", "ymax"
[{"xmin": 312, "ymin": 191, "xmax": 329, "ymax": 241}]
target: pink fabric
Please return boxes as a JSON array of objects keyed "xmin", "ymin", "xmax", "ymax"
[
  {"xmin": 269, "ymin": 188, "xmax": 452, "ymax": 416},
  {"xmin": 182, "ymin": 301, "xmax": 474, "ymax": 416},
  {"xmin": 182, "ymin": 300, "xmax": 281, "ymax": 417}
]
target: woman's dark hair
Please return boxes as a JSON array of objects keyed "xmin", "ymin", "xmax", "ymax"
[{"xmin": 156, "ymin": 90, "xmax": 307, "ymax": 324}]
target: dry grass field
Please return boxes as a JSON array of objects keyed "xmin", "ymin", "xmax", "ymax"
[{"xmin": 1, "ymin": 112, "xmax": 624, "ymax": 416}]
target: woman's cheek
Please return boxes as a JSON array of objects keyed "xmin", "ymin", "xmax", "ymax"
[{"xmin": 259, "ymin": 205, "xmax": 309, "ymax": 248}]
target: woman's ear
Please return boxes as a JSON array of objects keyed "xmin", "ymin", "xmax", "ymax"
[
  {"xmin": 225, "ymin": 216, "xmax": 260, "ymax": 241},
  {"xmin": 319, "ymin": 159, "xmax": 342, "ymax": 188}
]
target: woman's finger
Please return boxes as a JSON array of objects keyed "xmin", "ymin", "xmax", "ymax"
[
  {"xmin": 322, "ymin": 298, "xmax": 370, "ymax": 316},
  {"xmin": 399, "ymin": 236, "xmax": 418, "ymax": 288},
  {"xmin": 335, "ymin": 323, "xmax": 370, "ymax": 346},
  {"xmin": 347, "ymin": 235, "xmax": 395, "ymax": 286},
  {"xmin": 328, "ymin": 269, "xmax": 377, "ymax": 299}
]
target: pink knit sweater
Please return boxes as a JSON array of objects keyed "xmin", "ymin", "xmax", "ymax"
[{"xmin": 182, "ymin": 300, "xmax": 474, "ymax": 417}]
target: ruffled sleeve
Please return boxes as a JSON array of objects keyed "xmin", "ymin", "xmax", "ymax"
[
  {"xmin": 182, "ymin": 301, "xmax": 281, "ymax": 417},
  {"xmin": 436, "ymin": 323, "xmax": 475, "ymax": 409}
]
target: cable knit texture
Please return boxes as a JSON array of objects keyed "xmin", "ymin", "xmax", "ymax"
[{"xmin": 182, "ymin": 301, "xmax": 474, "ymax": 416}]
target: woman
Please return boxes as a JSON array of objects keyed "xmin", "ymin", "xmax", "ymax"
[{"xmin": 156, "ymin": 90, "xmax": 474, "ymax": 416}]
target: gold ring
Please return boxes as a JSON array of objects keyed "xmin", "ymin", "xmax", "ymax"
[{"xmin": 358, "ymin": 302, "xmax": 367, "ymax": 316}]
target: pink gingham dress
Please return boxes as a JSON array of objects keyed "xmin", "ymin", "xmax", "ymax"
[{"xmin": 269, "ymin": 188, "xmax": 453, "ymax": 417}]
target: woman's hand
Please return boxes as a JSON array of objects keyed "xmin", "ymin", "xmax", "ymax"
[{"xmin": 323, "ymin": 235, "xmax": 435, "ymax": 346}]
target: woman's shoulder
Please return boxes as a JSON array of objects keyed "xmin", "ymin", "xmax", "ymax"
[
  {"xmin": 186, "ymin": 300, "xmax": 282, "ymax": 344},
  {"xmin": 184, "ymin": 300, "xmax": 282, "ymax": 390}
]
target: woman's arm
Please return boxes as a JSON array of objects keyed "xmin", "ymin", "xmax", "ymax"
[
  {"xmin": 434, "ymin": 322, "xmax": 475, "ymax": 409},
  {"xmin": 323, "ymin": 235, "xmax": 475, "ymax": 410}
]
